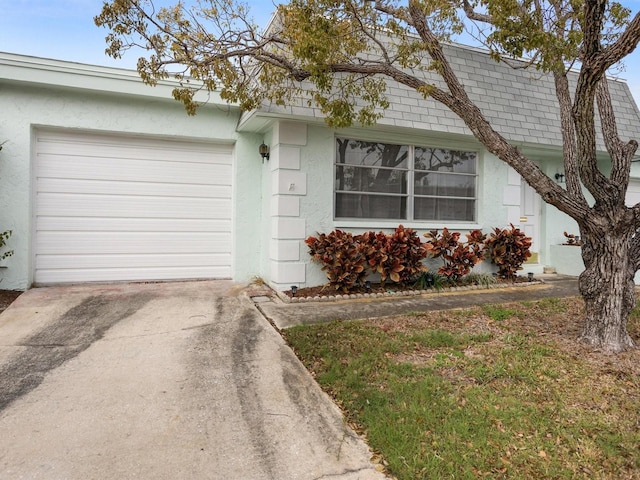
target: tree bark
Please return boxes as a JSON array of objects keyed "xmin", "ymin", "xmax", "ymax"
[{"xmin": 578, "ymin": 225, "xmax": 637, "ymax": 353}]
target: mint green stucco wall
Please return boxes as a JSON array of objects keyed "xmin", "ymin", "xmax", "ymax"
[
  {"xmin": 0, "ymin": 82, "xmax": 262, "ymax": 289},
  {"xmin": 278, "ymin": 123, "xmax": 526, "ymax": 288},
  {"xmin": 4, "ymin": 63, "xmax": 635, "ymax": 291}
]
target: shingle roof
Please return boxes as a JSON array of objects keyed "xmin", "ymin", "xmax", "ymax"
[{"xmin": 257, "ymin": 42, "xmax": 640, "ymax": 152}]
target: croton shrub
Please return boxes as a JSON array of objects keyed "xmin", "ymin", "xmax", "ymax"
[
  {"xmin": 423, "ymin": 227, "xmax": 486, "ymax": 280},
  {"xmin": 306, "ymin": 224, "xmax": 532, "ymax": 292},
  {"xmin": 485, "ymin": 224, "xmax": 532, "ymax": 279},
  {"xmin": 306, "ymin": 225, "xmax": 431, "ymax": 291},
  {"xmin": 362, "ymin": 225, "xmax": 432, "ymax": 286},
  {"xmin": 305, "ymin": 229, "xmax": 368, "ymax": 292}
]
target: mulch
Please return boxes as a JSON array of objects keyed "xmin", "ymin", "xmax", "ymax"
[
  {"xmin": 283, "ymin": 276, "xmax": 532, "ymax": 298},
  {"xmin": 0, "ymin": 290, "xmax": 22, "ymax": 314}
]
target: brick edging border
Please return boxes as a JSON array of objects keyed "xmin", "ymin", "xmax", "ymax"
[{"xmin": 273, "ymin": 280, "xmax": 544, "ymax": 304}]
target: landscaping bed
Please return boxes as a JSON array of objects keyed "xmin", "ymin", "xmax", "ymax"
[{"xmin": 283, "ymin": 275, "xmax": 535, "ymax": 299}]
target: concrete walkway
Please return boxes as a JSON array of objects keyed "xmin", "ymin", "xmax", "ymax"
[
  {"xmin": 258, "ymin": 275, "xmax": 580, "ymax": 329},
  {"xmin": 0, "ymin": 281, "xmax": 386, "ymax": 480}
]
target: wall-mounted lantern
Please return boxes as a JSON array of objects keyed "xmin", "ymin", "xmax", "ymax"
[{"xmin": 259, "ymin": 143, "xmax": 270, "ymax": 162}]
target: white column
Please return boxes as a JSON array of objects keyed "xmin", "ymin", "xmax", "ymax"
[{"xmin": 268, "ymin": 121, "xmax": 308, "ymax": 290}]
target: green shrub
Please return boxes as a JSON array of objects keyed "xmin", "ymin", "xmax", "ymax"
[
  {"xmin": 464, "ymin": 272, "xmax": 497, "ymax": 287},
  {"xmin": 0, "ymin": 230, "xmax": 13, "ymax": 261},
  {"xmin": 413, "ymin": 271, "xmax": 447, "ymax": 290}
]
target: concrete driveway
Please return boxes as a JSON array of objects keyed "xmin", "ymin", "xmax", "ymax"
[{"xmin": 0, "ymin": 281, "xmax": 385, "ymax": 480}]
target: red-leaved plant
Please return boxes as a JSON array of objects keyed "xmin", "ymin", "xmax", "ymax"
[
  {"xmin": 361, "ymin": 230, "xmax": 395, "ymax": 285},
  {"xmin": 485, "ymin": 224, "xmax": 532, "ymax": 279},
  {"xmin": 305, "ymin": 229, "xmax": 368, "ymax": 292},
  {"xmin": 423, "ymin": 228, "xmax": 487, "ymax": 280},
  {"xmin": 362, "ymin": 225, "xmax": 431, "ymax": 286}
]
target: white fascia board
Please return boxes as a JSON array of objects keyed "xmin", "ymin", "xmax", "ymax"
[
  {"xmin": 237, "ymin": 110, "xmax": 277, "ymax": 133},
  {"xmin": 0, "ymin": 51, "xmax": 236, "ymax": 108}
]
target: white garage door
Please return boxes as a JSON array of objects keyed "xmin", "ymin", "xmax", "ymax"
[{"xmin": 34, "ymin": 130, "xmax": 233, "ymax": 284}]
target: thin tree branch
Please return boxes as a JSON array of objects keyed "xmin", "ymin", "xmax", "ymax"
[
  {"xmin": 401, "ymin": 0, "xmax": 586, "ymax": 219},
  {"xmin": 572, "ymin": 0, "xmax": 613, "ymax": 203},
  {"xmin": 460, "ymin": 0, "xmax": 494, "ymax": 24},
  {"xmin": 554, "ymin": 71, "xmax": 585, "ymax": 201},
  {"xmin": 598, "ymin": 12, "xmax": 640, "ymax": 74},
  {"xmin": 595, "ymin": 77, "xmax": 636, "ymax": 195}
]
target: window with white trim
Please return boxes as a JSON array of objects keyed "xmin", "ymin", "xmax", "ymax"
[{"xmin": 334, "ymin": 138, "xmax": 478, "ymax": 222}]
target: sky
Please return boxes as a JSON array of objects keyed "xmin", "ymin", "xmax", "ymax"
[{"xmin": 1, "ymin": 0, "xmax": 639, "ymax": 106}]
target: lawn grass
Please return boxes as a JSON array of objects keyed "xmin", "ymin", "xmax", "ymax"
[{"xmin": 283, "ymin": 297, "xmax": 640, "ymax": 479}]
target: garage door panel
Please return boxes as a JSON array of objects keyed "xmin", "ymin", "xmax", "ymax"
[
  {"xmin": 37, "ymin": 134, "xmax": 233, "ymax": 165},
  {"xmin": 34, "ymin": 131, "xmax": 234, "ymax": 284},
  {"xmin": 37, "ymin": 178, "xmax": 232, "ymax": 199},
  {"xmin": 38, "ymin": 156, "xmax": 232, "ymax": 186},
  {"xmin": 37, "ymin": 253, "xmax": 231, "ymax": 270},
  {"xmin": 36, "ymin": 146, "xmax": 224, "ymax": 164},
  {"xmin": 36, "ymin": 217, "xmax": 231, "ymax": 233},
  {"xmin": 37, "ymin": 193, "xmax": 232, "ymax": 219},
  {"xmin": 36, "ymin": 232, "xmax": 232, "ymax": 255},
  {"xmin": 35, "ymin": 265, "xmax": 232, "ymax": 285}
]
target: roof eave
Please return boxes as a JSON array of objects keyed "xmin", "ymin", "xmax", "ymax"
[{"xmin": 0, "ymin": 51, "xmax": 237, "ymax": 108}]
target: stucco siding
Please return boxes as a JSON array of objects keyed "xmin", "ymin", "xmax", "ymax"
[
  {"xmin": 4, "ymin": 49, "xmax": 640, "ymax": 291},
  {"xmin": 280, "ymin": 123, "xmax": 523, "ymax": 288},
  {"xmin": 0, "ymin": 82, "xmax": 261, "ymax": 289}
]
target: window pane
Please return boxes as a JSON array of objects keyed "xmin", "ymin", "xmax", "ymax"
[
  {"xmin": 414, "ymin": 197, "xmax": 475, "ymax": 222},
  {"xmin": 414, "ymin": 148, "xmax": 476, "ymax": 174},
  {"xmin": 336, "ymin": 166, "xmax": 407, "ymax": 194},
  {"xmin": 334, "ymin": 139, "xmax": 478, "ymax": 222},
  {"xmin": 414, "ymin": 172, "xmax": 476, "ymax": 197},
  {"xmin": 337, "ymin": 138, "xmax": 408, "ymax": 169},
  {"xmin": 336, "ymin": 193, "xmax": 407, "ymax": 219}
]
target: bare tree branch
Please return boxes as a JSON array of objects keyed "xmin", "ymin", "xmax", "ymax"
[
  {"xmin": 598, "ymin": 12, "xmax": 640, "ymax": 74},
  {"xmin": 554, "ymin": 71, "xmax": 586, "ymax": 203},
  {"xmin": 460, "ymin": 0, "xmax": 493, "ymax": 24},
  {"xmin": 596, "ymin": 77, "xmax": 638, "ymax": 195}
]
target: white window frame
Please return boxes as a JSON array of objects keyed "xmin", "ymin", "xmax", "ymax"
[{"xmin": 334, "ymin": 137, "xmax": 479, "ymax": 225}]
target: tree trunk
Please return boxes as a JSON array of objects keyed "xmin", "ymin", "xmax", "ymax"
[{"xmin": 578, "ymin": 228, "xmax": 637, "ymax": 353}]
